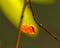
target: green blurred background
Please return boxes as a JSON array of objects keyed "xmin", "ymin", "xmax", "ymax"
[{"xmin": 0, "ymin": 0, "xmax": 60, "ymax": 48}]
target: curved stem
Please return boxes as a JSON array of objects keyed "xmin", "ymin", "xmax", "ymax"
[
  {"xmin": 29, "ymin": 0, "xmax": 60, "ymax": 41},
  {"xmin": 15, "ymin": 0, "xmax": 27, "ymax": 48}
]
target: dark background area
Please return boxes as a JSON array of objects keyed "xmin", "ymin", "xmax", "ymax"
[{"xmin": 0, "ymin": 1, "xmax": 60, "ymax": 48}]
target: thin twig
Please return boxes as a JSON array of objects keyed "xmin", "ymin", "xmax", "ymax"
[
  {"xmin": 29, "ymin": 0, "xmax": 60, "ymax": 41},
  {"xmin": 16, "ymin": 0, "xmax": 27, "ymax": 48}
]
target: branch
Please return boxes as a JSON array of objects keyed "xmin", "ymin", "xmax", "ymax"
[
  {"xmin": 29, "ymin": 0, "xmax": 60, "ymax": 41},
  {"xmin": 15, "ymin": 0, "xmax": 27, "ymax": 48}
]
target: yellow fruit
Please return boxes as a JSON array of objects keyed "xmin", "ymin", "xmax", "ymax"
[{"xmin": 1, "ymin": 0, "xmax": 39, "ymax": 37}]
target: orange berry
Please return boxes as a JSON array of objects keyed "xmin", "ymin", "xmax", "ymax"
[
  {"xmin": 21, "ymin": 25, "xmax": 29, "ymax": 33},
  {"xmin": 21, "ymin": 24, "xmax": 36, "ymax": 35}
]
